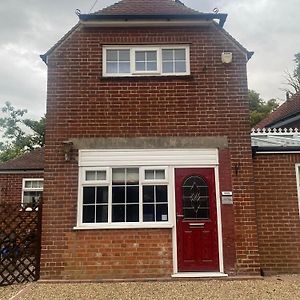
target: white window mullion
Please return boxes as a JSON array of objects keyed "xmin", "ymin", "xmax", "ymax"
[
  {"xmin": 139, "ymin": 168, "xmax": 143, "ymax": 223},
  {"xmin": 108, "ymin": 168, "xmax": 112, "ymax": 224}
]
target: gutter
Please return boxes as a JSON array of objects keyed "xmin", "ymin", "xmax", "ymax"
[
  {"xmin": 79, "ymin": 13, "xmax": 228, "ymax": 28},
  {"xmin": 252, "ymin": 145, "xmax": 300, "ymax": 156}
]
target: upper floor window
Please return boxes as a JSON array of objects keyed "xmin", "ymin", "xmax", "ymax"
[{"xmin": 103, "ymin": 45, "xmax": 190, "ymax": 77}]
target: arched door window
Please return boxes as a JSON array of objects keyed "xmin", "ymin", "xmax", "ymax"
[{"xmin": 182, "ymin": 176, "xmax": 209, "ymax": 219}]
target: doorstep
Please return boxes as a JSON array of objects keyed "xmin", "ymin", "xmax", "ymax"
[{"xmin": 171, "ymin": 272, "xmax": 228, "ymax": 278}]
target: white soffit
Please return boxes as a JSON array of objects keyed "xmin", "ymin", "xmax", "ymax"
[{"xmin": 79, "ymin": 149, "xmax": 218, "ymax": 167}]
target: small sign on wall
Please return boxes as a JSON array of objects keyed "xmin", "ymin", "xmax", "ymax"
[{"xmin": 221, "ymin": 191, "xmax": 233, "ymax": 204}]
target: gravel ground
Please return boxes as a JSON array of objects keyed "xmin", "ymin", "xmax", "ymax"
[
  {"xmin": 1, "ymin": 275, "xmax": 300, "ymax": 300},
  {"xmin": 0, "ymin": 283, "xmax": 28, "ymax": 300}
]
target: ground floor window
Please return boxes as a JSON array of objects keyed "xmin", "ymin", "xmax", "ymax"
[
  {"xmin": 22, "ymin": 178, "xmax": 43, "ymax": 207},
  {"xmin": 79, "ymin": 166, "xmax": 169, "ymax": 227}
]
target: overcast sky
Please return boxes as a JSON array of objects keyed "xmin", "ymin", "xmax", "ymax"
[{"xmin": 0, "ymin": 0, "xmax": 299, "ymax": 119}]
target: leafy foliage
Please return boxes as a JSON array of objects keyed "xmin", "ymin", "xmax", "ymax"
[
  {"xmin": 0, "ymin": 102, "xmax": 45, "ymax": 162},
  {"xmin": 249, "ymin": 90, "xmax": 279, "ymax": 127}
]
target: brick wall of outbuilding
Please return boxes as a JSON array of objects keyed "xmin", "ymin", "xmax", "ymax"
[
  {"xmin": 0, "ymin": 172, "xmax": 43, "ymax": 205},
  {"xmin": 41, "ymin": 24, "xmax": 260, "ymax": 280},
  {"xmin": 253, "ymin": 153, "xmax": 300, "ymax": 274}
]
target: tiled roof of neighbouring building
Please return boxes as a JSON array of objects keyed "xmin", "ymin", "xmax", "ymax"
[
  {"xmin": 256, "ymin": 91, "xmax": 300, "ymax": 128},
  {"xmin": 0, "ymin": 148, "xmax": 44, "ymax": 171}
]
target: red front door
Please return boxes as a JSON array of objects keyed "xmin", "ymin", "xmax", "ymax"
[{"xmin": 176, "ymin": 168, "xmax": 219, "ymax": 272}]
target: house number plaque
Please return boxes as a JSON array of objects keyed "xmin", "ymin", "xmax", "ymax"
[{"xmin": 221, "ymin": 191, "xmax": 233, "ymax": 204}]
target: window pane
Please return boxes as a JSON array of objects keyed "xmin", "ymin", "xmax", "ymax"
[
  {"xmin": 162, "ymin": 62, "xmax": 173, "ymax": 73},
  {"xmin": 135, "ymin": 62, "xmax": 145, "ymax": 71},
  {"xmin": 96, "ymin": 171, "xmax": 106, "ymax": 181},
  {"xmin": 143, "ymin": 186, "xmax": 154, "ymax": 203},
  {"xmin": 175, "ymin": 61, "xmax": 186, "ymax": 73},
  {"xmin": 112, "ymin": 205, "xmax": 125, "ymax": 222},
  {"xmin": 23, "ymin": 191, "xmax": 42, "ymax": 205},
  {"xmin": 127, "ymin": 186, "xmax": 139, "ymax": 203},
  {"xmin": 156, "ymin": 204, "xmax": 168, "ymax": 221},
  {"xmin": 155, "ymin": 170, "xmax": 165, "ymax": 180},
  {"xmin": 107, "ymin": 62, "xmax": 118, "ymax": 73},
  {"xmin": 174, "ymin": 49, "xmax": 186, "ymax": 60},
  {"xmin": 83, "ymin": 187, "xmax": 95, "ymax": 204},
  {"xmin": 145, "ymin": 170, "xmax": 154, "ymax": 180},
  {"xmin": 127, "ymin": 168, "xmax": 139, "ymax": 184},
  {"xmin": 143, "ymin": 204, "xmax": 155, "ymax": 221},
  {"xmin": 119, "ymin": 62, "xmax": 130, "ymax": 73},
  {"xmin": 32, "ymin": 181, "xmax": 39, "ymax": 188},
  {"xmin": 96, "ymin": 205, "xmax": 108, "ymax": 223},
  {"xmin": 112, "ymin": 168, "xmax": 125, "ymax": 184},
  {"xmin": 38, "ymin": 181, "xmax": 44, "ymax": 188},
  {"xmin": 147, "ymin": 62, "xmax": 157, "ymax": 71},
  {"xmin": 86, "ymin": 171, "xmax": 96, "ymax": 181},
  {"xmin": 83, "ymin": 206, "xmax": 95, "ymax": 223},
  {"xmin": 147, "ymin": 51, "xmax": 157, "ymax": 61},
  {"xmin": 135, "ymin": 51, "xmax": 145, "ymax": 61},
  {"xmin": 112, "ymin": 187, "xmax": 125, "ymax": 203},
  {"xmin": 162, "ymin": 49, "xmax": 173, "ymax": 60},
  {"xmin": 119, "ymin": 50, "xmax": 130, "ymax": 61},
  {"xmin": 25, "ymin": 181, "xmax": 32, "ymax": 188},
  {"xmin": 126, "ymin": 204, "xmax": 139, "ymax": 222},
  {"xmin": 156, "ymin": 186, "xmax": 167, "ymax": 203},
  {"xmin": 96, "ymin": 187, "xmax": 108, "ymax": 204},
  {"xmin": 106, "ymin": 50, "xmax": 118, "ymax": 61}
]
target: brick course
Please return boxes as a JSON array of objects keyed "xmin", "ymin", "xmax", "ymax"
[
  {"xmin": 41, "ymin": 24, "xmax": 260, "ymax": 279},
  {"xmin": 253, "ymin": 153, "xmax": 300, "ymax": 274}
]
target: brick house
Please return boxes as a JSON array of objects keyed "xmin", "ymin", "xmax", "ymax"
[
  {"xmin": 0, "ymin": 148, "xmax": 44, "ymax": 206},
  {"xmin": 31, "ymin": 0, "xmax": 298, "ymax": 280}
]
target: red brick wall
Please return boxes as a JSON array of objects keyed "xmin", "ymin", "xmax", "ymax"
[
  {"xmin": 41, "ymin": 25, "xmax": 260, "ymax": 280},
  {"xmin": 0, "ymin": 172, "xmax": 43, "ymax": 205},
  {"xmin": 253, "ymin": 153, "xmax": 300, "ymax": 274},
  {"xmin": 219, "ymin": 149, "xmax": 237, "ymax": 275}
]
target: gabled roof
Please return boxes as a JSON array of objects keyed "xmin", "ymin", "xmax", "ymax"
[
  {"xmin": 95, "ymin": 0, "xmax": 201, "ymax": 15},
  {"xmin": 0, "ymin": 148, "xmax": 44, "ymax": 172},
  {"xmin": 256, "ymin": 91, "xmax": 300, "ymax": 128},
  {"xmin": 79, "ymin": 0, "xmax": 228, "ymax": 27}
]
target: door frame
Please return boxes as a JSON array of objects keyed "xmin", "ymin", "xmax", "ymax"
[{"xmin": 171, "ymin": 165, "xmax": 224, "ymax": 275}]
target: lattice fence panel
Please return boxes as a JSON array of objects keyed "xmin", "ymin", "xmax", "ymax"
[{"xmin": 0, "ymin": 202, "xmax": 42, "ymax": 285}]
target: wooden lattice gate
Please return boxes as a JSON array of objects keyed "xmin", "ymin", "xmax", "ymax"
[{"xmin": 0, "ymin": 202, "xmax": 42, "ymax": 285}]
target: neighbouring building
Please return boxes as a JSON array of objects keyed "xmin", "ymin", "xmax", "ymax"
[
  {"xmin": 257, "ymin": 91, "xmax": 300, "ymax": 129},
  {"xmin": 0, "ymin": 148, "xmax": 44, "ymax": 206}
]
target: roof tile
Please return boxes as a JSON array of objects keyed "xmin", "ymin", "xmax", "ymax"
[
  {"xmin": 95, "ymin": 0, "xmax": 201, "ymax": 15},
  {"xmin": 0, "ymin": 148, "xmax": 44, "ymax": 171},
  {"xmin": 256, "ymin": 91, "xmax": 300, "ymax": 128}
]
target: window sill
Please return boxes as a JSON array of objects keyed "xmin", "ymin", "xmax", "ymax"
[
  {"xmin": 73, "ymin": 223, "xmax": 173, "ymax": 230},
  {"xmin": 100, "ymin": 74, "xmax": 194, "ymax": 81}
]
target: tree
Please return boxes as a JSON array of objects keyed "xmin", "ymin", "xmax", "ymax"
[
  {"xmin": 249, "ymin": 90, "xmax": 279, "ymax": 127},
  {"xmin": 0, "ymin": 102, "xmax": 45, "ymax": 162},
  {"xmin": 283, "ymin": 52, "xmax": 300, "ymax": 95}
]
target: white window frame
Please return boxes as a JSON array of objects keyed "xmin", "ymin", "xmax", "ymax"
[
  {"xmin": 103, "ymin": 45, "xmax": 190, "ymax": 77},
  {"xmin": 295, "ymin": 164, "xmax": 300, "ymax": 217},
  {"xmin": 77, "ymin": 166, "xmax": 172, "ymax": 229},
  {"xmin": 21, "ymin": 178, "xmax": 44, "ymax": 208}
]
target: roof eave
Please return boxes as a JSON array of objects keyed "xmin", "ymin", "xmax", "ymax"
[{"xmin": 79, "ymin": 13, "xmax": 228, "ymax": 27}]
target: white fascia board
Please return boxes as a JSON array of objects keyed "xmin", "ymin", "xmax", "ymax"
[{"xmin": 80, "ymin": 20, "xmax": 212, "ymax": 28}]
